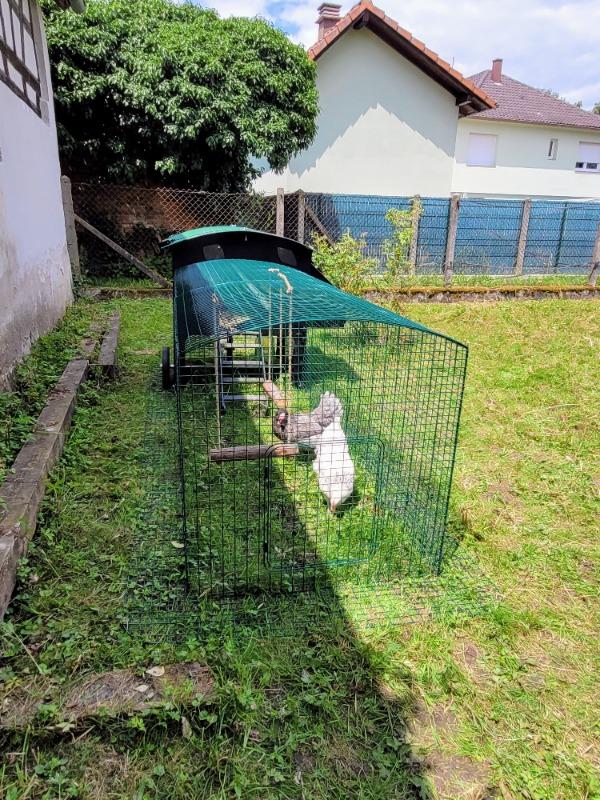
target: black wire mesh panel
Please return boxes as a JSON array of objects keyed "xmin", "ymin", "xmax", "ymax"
[{"xmin": 169, "ymin": 245, "xmax": 468, "ymax": 616}]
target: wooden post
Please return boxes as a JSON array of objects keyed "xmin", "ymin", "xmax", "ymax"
[
  {"xmin": 514, "ymin": 198, "xmax": 531, "ymax": 276},
  {"xmin": 297, "ymin": 190, "xmax": 306, "ymax": 244},
  {"xmin": 408, "ymin": 195, "xmax": 421, "ymax": 273},
  {"xmin": 263, "ymin": 380, "xmax": 287, "ymax": 409},
  {"xmin": 590, "ymin": 219, "xmax": 600, "ymax": 277},
  {"xmin": 443, "ymin": 262, "xmax": 453, "ymax": 287},
  {"xmin": 444, "ymin": 194, "xmax": 460, "ymax": 285},
  {"xmin": 276, "ymin": 187, "xmax": 285, "ymax": 237},
  {"xmin": 74, "ymin": 214, "xmax": 171, "ymax": 288},
  {"xmin": 61, "ymin": 176, "xmax": 81, "ymax": 282}
]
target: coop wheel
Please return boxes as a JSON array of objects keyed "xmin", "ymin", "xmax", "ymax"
[{"xmin": 161, "ymin": 346, "xmax": 174, "ymax": 390}]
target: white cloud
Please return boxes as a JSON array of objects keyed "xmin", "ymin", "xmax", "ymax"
[{"xmin": 196, "ymin": 0, "xmax": 600, "ymax": 109}]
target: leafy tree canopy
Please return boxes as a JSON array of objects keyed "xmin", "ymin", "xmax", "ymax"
[{"xmin": 42, "ymin": 0, "xmax": 318, "ymax": 189}]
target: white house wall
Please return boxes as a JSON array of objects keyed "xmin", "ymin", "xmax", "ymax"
[
  {"xmin": 453, "ymin": 119, "xmax": 600, "ymax": 199},
  {"xmin": 0, "ymin": 0, "xmax": 72, "ymax": 388},
  {"xmin": 255, "ymin": 28, "xmax": 458, "ymax": 197}
]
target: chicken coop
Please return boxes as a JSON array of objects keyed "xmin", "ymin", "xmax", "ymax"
[{"xmin": 160, "ymin": 226, "xmax": 468, "ymax": 613}]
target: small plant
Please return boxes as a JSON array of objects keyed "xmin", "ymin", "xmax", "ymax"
[
  {"xmin": 311, "ymin": 231, "xmax": 378, "ymax": 293},
  {"xmin": 382, "ymin": 200, "xmax": 422, "ymax": 281}
]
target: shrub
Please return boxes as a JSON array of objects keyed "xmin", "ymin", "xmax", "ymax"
[
  {"xmin": 382, "ymin": 200, "xmax": 422, "ymax": 280},
  {"xmin": 311, "ymin": 232, "xmax": 379, "ymax": 293}
]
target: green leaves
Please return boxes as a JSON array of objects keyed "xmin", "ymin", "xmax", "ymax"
[{"xmin": 42, "ymin": 0, "xmax": 317, "ymax": 189}]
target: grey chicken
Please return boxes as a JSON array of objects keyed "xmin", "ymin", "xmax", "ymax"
[{"xmin": 272, "ymin": 391, "xmax": 342, "ymax": 446}]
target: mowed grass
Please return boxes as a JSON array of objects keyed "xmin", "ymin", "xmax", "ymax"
[{"xmin": 1, "ymin": 298, "xmax": 599, "ymax": 799}]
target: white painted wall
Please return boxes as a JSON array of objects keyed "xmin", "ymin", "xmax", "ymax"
[
  {"xmin": 0, "ymin": 0, "xmax": 72, "ymax": 388},
  {"xmin": 453, "ymin": 119, "xmax": 600, "ymax": 199},
  {"xmin": 254, "ymin": 27, "xmax": 459, "ymax": 197}
]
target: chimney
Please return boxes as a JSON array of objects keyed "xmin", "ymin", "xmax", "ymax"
[
  {"xmin": 491, "ymin": 58, "xmax": 503, "ymax": 83},
  {"xmin": 316, "ymin": 3, "xmax": 341, "ymax": 40}
]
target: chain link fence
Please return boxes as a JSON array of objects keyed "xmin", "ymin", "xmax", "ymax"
[{"xmin": 71, "ymin": 183, "xmax": 600, "ymax": 284}]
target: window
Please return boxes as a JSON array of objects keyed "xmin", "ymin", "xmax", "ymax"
[
  {"xmin": 0, "ymin": 0, "xmax": 42, "ymax": 115},
  {"xmin": 203, "ymin": 244, "xmax": 224, "ymax": 260},
  {"xmin": 575, "ymin": 142, "xmax": 600, "ymax": 172},
  {"xmin": 277, "ymin": 246, "xmax": 297, "ymax": 267},
  {"xmin": 467, "ymin": 133, "xmax": 497, "ymax": 167},
  {"xmin": 547, "ymin": 138, "xmax": 558, "ymax": 160}
]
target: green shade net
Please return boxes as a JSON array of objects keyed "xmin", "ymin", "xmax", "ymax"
[{"xmin": 174, "ymin": 258, "xmax": 444, "ymax": 350}]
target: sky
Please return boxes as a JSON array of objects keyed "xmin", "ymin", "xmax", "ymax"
[{"xmin": 196, "ymin": 0, "xmax": 600, "ymax": 110}]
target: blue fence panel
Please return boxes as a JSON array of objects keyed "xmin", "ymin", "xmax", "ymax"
[
  {"xmin": 555, "ymin": 202, "xmax": 599, "ymax": 272},
  {"xmin": 525, "ymin": 201, "xmax": 565, "ymax": 272},
  {"xmin": 305, "ymin": 193, "xmax": 600, "ymax": 275},
  {"xmin": 415, "ymin": 198, "xmax": 449, "ymax": 272},
  {"xmin": 454, "ymin": 199, "xmax": 522, "ymax": 274}
]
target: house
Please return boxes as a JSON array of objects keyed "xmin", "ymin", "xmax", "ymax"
[
  {"xmin": 255, "ymin": 1, "xmax": 600, "ymax": 200},
  {"xmin": 0, "ymin": 0, "xmax": 83, "ymax": 388}
]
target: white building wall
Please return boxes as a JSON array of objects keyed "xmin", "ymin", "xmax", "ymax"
[
  {"xmin": 453, "ymin": 119, "xmax": 600, "ymax": 199},
  {"xmin": 255, "ymin": 28, "xmax": 459, "ymax": 197},
  {"xmin": 0, "ymin": 0, "xmax": 72, "ymax": 387}
]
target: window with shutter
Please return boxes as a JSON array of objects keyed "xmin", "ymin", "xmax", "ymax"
[
  {"xmin": 466, "ymin": 133, "xmax": 497, "ymax": 167},
  {"xmin": 0, "ymin": 0, "xmax": 42, "ymax": 116},
  {"xmin": 575, "ymin": 142, "xmax": 600, "ymax": 172}
]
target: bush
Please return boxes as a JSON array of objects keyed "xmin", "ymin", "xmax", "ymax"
[
  {"xmin": 311, "ymin": 232, "xmax": 378, "ymax": 293},
  {"xmin": 383, "ymin": 201, "xmax": 421, "ymax": 280}
]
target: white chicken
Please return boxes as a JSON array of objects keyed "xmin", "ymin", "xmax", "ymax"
[{"xmin": 312, "ymin": 410, "xmax": 355, "ymax": 513}]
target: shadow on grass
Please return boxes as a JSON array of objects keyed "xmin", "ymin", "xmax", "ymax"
[{"xmin": 124, "ymin": 374, "xmax": 499, "ymax": 798}]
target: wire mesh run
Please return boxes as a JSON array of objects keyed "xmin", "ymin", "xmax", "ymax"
[
  {"xmin": 123, "ymin": 233, "xmax": 503, "ymax": 639},
  {"xmin": 126, "ymin": 373, "xmax": 499, "ymax": 641}
]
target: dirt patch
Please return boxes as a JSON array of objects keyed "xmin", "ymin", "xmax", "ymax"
[
  {"xmin": 453, "ymin": 638, "xmax": 489, "ymax": 687},
  {"xmin": 326, "ymin": 737, "xmax": 369, "ymax": 778},
  {"xmin": 409, "ymin": 700, "xmax": 494, "ymax": 799},
  {"xmin": 80, "ymin": 742, "xmax": 136, "ymax": 800},
  {"xmin": 0, "ymin": 662, "xmax": 213, "ymax": 729},
  {"xmin": 294, "ymin": 747, "xmax": 316, "ymax": 773},
  {"xmin": 484, "ymin": 481, "xmax": 525, "ymax": 526}
]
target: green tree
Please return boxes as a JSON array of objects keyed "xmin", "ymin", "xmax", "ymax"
[{"xmin": 42, "ymin": 0, "xmax": 318, "ymax": 189}]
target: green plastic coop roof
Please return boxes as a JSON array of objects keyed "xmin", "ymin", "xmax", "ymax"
[
  {"xmin": 163, "ymin": 225, "xmax": 258, "ymax": 247},
  {"xmin": 174, "ymin": 258, "xmax": 465, "ymax": 348}
]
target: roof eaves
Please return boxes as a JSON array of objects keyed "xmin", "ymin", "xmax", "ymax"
[{"xmin": 307, "ymin": 1, "xmax": 496, "ymax": 112}]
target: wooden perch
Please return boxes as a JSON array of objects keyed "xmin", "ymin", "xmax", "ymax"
[
  {"xmin": 262, "ymin": 380, "xmax": 288, "ymax": 410},
  {"xmin": 210, "ymin": 444, "xmax": 299, "ymax": 462}
]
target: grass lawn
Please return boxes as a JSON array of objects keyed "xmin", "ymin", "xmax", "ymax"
[{"xmin": 1, "ymin": 297, "xmax": 599, "ymax": 799}]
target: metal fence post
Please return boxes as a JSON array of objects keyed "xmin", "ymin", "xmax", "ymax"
[
  {"xmin": 60, "ymin": 175, "xmax": 81, "ymax": 282},
  {"xmin": 297, "ymin": 190, "xmax": 306, "ymax": 244},
  {"xmin": 590, "ymin": 220, "xmax": 600, "ymax": 285},
  {"xmin": 514, "ymin": 198, "xmax": 531, "ymax": 276},
  {"xmin": 444, "ymin": 194, "xmax": 460, "ymax": 286},
  {"xmin": 276, "ymin": 187, "xmax": 285, "ymax": 236},
  {"xmin": 408, "ymin": 194, "xmax": 421, "ymax": 273}
]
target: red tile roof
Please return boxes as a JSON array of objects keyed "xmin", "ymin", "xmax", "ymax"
[
  {"xmin": 307, "ymin": 1, "xmax": 495, "ymax": 114},
  {"xmin": 468, "ymin": 70, "xmax": 600, "ymax": 130}
]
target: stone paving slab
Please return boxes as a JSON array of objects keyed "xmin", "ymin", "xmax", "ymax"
[
  {"xmin": 0, "ymin": 357, "xmax": 90, "ymax": 620},
  {"xmin": 0, "ymin": 663, "xmax": 214, "ymax": 729}
]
